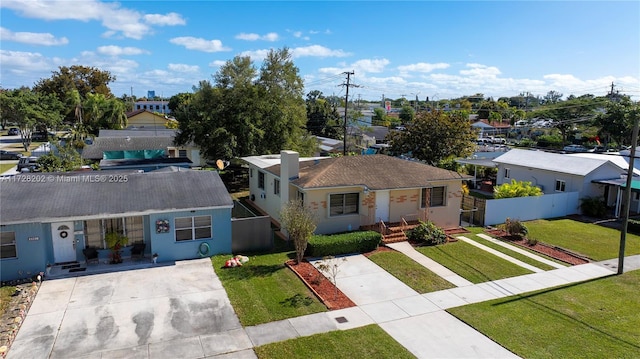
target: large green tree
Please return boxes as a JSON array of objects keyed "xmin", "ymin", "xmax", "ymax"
[
  {"xmin": 34, "ymin": 65, "xmax": 116, "ymax": 124},
  {"xmin": 594, "ymin": 97, "xmax": 638, "ymax": 146},
  {"xmin": 82, "ymin": 93, "xmax": 127, "ymax": 135},
  {"xmin": 0, "ymin": 88, "xmax": 63, "ymax": 150},
  {"xmin": 34, "ymin": 65, "xmax": 115, "ymax": 102},
  {"xmin": 387, "ymin": 110, "xmax": 477, "ymax": 166},
  {"xmin": 306, "ymin": 90, "xmax": 341, "ymax": 138},
  {"xmin": 175, "ymin": 48, "xmax": 315, "ymax": 160}
]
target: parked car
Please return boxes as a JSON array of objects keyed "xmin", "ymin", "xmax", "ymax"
[
  {"xmin": 563, "ymin": 144, "xmax": 588, "ymax": 153},
  {"xmin": 0, "ymin": 150, "xmax": 23, "ymax": 160},
  {"xmin": 7, "ymin": 127, "xmax": 20, "ymax": 135},
  {"xmin": 17, "ymin": 156, "xmax": 40, "ymax": 172}
]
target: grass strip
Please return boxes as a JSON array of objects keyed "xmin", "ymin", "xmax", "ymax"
[
  {"xmin": 415, "ymin": 240, "xmax": 533, "ymax": 283},
  {"xmin": 254, "ymin": 324, "xmax": 416, "ymax": 359},
  {"xmin": 367, "ymin": 250, "xmax": 455, "ymax": 293}
]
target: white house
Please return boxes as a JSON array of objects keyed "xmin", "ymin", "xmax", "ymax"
[{"xmin": 493, "ymin": 149, "xmax": 625, "ymax": 199}]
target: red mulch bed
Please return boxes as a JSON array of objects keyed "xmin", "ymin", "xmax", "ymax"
[
  {"xmin": 286, "ymin": 260, "xmax": 356, "ymax": 310},
  {"xmin": 485, "ymin": 229, "xmax": 590, "ymax": 265}
]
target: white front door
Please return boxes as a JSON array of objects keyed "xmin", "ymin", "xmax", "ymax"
[
  {"xmin": 375, "ymin": 190, "xmax": 390, "ymax": 222},
  {"xmin": 52, "ymin": 221, "xmax": 76, "ymax": 263}
]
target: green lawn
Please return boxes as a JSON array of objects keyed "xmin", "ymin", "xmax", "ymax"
[
  {"xmin": 415, "ymin": 240, "xmax": 533, "ymax": 283},
  {"xmin": 0, "ymin": 286, "xmax": 16, "ymax": 316},
  {"xmin": 525, "ymin": 219, "xmax": 640, "ymax": 261},
  {"xmin": 459, "ymin": 228, "xmax": 558, "ymax": 270},
  {"xmin": 212, "ymin": 246, "xmax": 326, "ymax": 326},
  {"xmin": 254, "ymin": 324, "xmax": 416, "ymax": 359},
  {"xmin": 449, "ymin": 270, "xmax": 640, "ymax": 358},
  {"xmin": 367, "ymin": 251, "xmax": 455, "ymax": 293},
  {"xmin": 0, "ymin": 163, "xmax": 16, "ymax": 174}
]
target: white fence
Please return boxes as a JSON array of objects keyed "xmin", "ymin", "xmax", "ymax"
[{"xmin": 484, "ymin": 192, "xmax": 580, "ymax": 226}]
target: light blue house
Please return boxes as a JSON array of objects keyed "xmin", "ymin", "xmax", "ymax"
[{"xmin": 0, "ymin": 168, "xmax": 233, "ymax": 282}]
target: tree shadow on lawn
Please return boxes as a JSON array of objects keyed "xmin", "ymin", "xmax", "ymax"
[
  {"xmin": 487, "ymin": 275, "xmax": 640, "ymax": 351},
  {"xmin": 218, "ymin": 263, "xmax": 285, "ymax": 280}
]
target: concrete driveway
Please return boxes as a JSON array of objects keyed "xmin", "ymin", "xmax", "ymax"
[{"xmin": 8, "ymin": 258, "xmax": 253, "ymax": 359}]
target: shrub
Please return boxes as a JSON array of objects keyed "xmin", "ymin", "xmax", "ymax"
[
  {"xmin": 526, "ymin": 237, "xmax": 538, "ymax": 246},
  {"xmin": 407, "ymin": 221, "xmax": 447, "ymax": 246},
  {"xmin": 580, "ymin": 196, "xmax": 607, "ymax": 218},
  {"xmin": 627, "ymin": 220, "xmax": 640, "ymax": 234},
  {"xmin": 502, "ymin": 218, "xmax": 528, "ymax": 238},
  {"xmin": 493, "ymin": 179, "xmax": 543, "ymax": 199},
  {"xmin": 306, "ymin": 231, "xmax": 381, "ymax": 257}
]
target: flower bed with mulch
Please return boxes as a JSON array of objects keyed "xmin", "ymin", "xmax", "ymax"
[
  {"xmin": 485, "ymin": 229, "xmax": 590, "ymax": 265},
  {"xmin": 286, "ymin": 260, "xmax": 356, "ymax": 310}
]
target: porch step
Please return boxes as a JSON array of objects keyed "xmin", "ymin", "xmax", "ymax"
[{"xmin": 382, "ymin": 232, "xmax": 408, "ymax": 243}]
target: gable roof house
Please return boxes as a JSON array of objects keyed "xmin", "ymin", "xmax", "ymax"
[
  {"xmin": 493, "ymin": 149, "xmax": 625, "ymax": 201},
  {"xmin": 242, "ymin": 151, "xmax": 471, "ymax": 236},
  {"xmin": 0, "ymin": 169, "xmax": 233, "ymax": 282},
  {"xmin": 126, "ymin": 109, "xmax": 177, "ymax": 129}
]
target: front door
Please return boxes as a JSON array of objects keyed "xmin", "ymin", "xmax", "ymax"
[
  {"xmin": 52, "ymin": 221, "xmax": 76, "ymax": 263},
  {"xmin": 375, "ymin": 190, "xmax": 390, "ymax": 223}
]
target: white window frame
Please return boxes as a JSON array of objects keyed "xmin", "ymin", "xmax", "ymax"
[
  {"xmin": 504, "ymin": 168, "xmax": 511, "ymax": 179},
  {"xmin": 175, "ymin": 215, "xmax": 212, "ymax": 242},
  {"xmin": 555, "ymin": 179, "xmax": 566, "ymax": 192},
  {"xmin": 0, "ymin": 231, "xmax": 17, "ymax": 259},
  {"xmin": 274, "ymin": 178, "xmax": 280, "ymax": 196},
  {"xmin": 329, "ymin": 193, "xmax": 359, "ymax": 217},
  {"xmin": 258, "ymin": 171, "xmax": 265, "ymax": 190}
]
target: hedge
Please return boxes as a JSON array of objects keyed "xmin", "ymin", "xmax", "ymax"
[{"xmin": 306, "ymin": 230, "xmax": 381, "ymax": 257}]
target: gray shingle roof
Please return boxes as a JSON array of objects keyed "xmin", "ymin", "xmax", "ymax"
[
  {"xmin": 82, "ymin": 137, "xmax": 175, "ymax": 159},
  {"xmin": 265, "ymin": 155, "xmax": 471, "ymax": 190},
  {"xmin": 0, "ymin": 169, "xmax": 232, "ymax": 225},
  {"xmin": 492, "ymin": 149, "xmax": 612, "ymax": 176}
]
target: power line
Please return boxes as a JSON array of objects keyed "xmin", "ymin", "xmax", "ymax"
[{"xmin": 340, "ymin": 71, "xmax": 359, "ymax": 155}]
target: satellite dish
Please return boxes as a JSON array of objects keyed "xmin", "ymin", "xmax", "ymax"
[{"xmin": 216, "ymin": 159, "xmax": 229, "ymax": 170}]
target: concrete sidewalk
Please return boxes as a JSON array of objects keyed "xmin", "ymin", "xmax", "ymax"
[
  {"xmin": 475, "ymin": 233, "xmax": 567, "ymax": 269},
  {"xmin": 457, "ymin": 236, "xmax": 545, "ymax": 273}
]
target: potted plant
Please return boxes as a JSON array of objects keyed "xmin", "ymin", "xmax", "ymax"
[{"xmin": 105, "ymin": 231, "xmax": 128, "ymax": 264}]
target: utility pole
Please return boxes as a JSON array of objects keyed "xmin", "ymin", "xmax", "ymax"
[
  {"xmin": 619, "ymin": 109, "xmax": 639, "ymax": 274},
  {"xmin": 341, "ymin": 71, "xmax": 357, "ymax": 156}
]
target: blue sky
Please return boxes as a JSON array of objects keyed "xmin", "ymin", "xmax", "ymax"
[{"xmin": 1, "ymin": 1, "xmax": 639, "ymax": 101}]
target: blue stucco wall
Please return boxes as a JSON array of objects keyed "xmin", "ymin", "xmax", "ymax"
[
  {"xmin": 148, "ymin": 208, "xmax": 232, "ymax": 262},
  {"xmin": 1, "ymin": 223, "xmax": 51, "ymax": 282}
]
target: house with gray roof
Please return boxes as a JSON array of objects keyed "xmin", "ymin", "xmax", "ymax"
[
  {"xmin": 242, "ymin": 151, "xmax": 471, "ymax": 235},
  {"xmin": 492, "ymin": 149, "xmax": 624, "ymax": 201},
  {"xmin": 81, "ymin": 129, "xmax": 202, "ymax": 169},
  {"xmin": 0, "ymin": 169, "xmax": 233, "ymax": 282}
]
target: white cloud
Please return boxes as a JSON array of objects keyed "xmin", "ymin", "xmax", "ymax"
[
  {"xmin": 0, "ymin": 49, "xmax": 54, "ymax": 73},
  {"xmin": 317, "ymin": 58, "xmax": 389, "ymax": 76},
  {"xmin": 1, "ymin": 0, "xmax": 183, "ymax": 39},
  {"xmin": 238, "ymin": 49, "xmax": 271, "ymax": 61},
  {"xmin": 0, "ymin": 27, "xmax": 68, "ymax": 46},
  {"xmin": 209, "ymin": 60, "xmax": 227, "ymax": 67},
  {"xmin": 293, "ymin": 31, "xmax": 303, "ymax": 38},
  {"xmin": 168, "ymin": 63, "xmax": 199, "ymax": 73},
  {"xmin": 143, "ymin": 12, "xmax": 185, "ymax": 26},
  {"xmin": 397, "ymin": 62, "xmax": 450, "ymax": 73},
  {"xmin": 291, "ymin": 45, "xmax": 350, "ymax": 58},
  {"xmin": 460, "ymin": 63, "xmax": 501, "ymax": 78},
  {"xmin": 235, "ymin": 32, "xmax": 279, "ymax": 41},
  {"xmin": 97, "ymin": 45, "xmax": 149, "ymax": 56},
  {"xmin": 170, "ymin": 36, "xmax": 231, "ymax": 52}
]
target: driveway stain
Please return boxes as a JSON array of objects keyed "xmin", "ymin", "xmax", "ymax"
[
  {"xmin": 92, "ymin": 286, "xmax": 113, "ymax": 305},
  {"xmin": 96, "ymin": 314, "xmax": 119, "ymax": 343},
  {"xmin": 132, "ymin": 311, "xmax": 155, "ymax": 345},
  {"xmin": 169, "ymin": 298, "xmax": 224, "ymax": 335}
]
